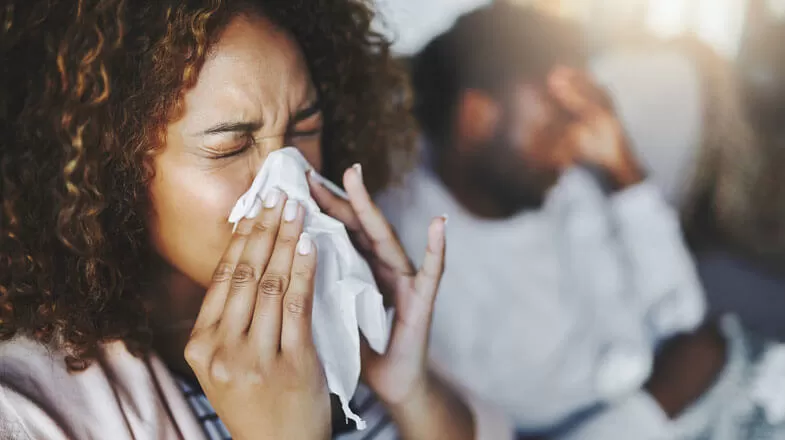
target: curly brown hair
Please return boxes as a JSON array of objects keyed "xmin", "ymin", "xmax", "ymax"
[{"xmin": 0, "ymin": 0, "xmax": 414, "ymax": 368}]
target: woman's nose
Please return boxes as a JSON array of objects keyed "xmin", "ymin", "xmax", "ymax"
[{"xmin": 251, "ymin": 136, "xmax": 287, "ymax": 171}]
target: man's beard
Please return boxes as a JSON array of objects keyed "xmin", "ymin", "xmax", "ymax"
[{"xmin": 465, "ymin": 136, "xmax": 558, "ymax": 217}]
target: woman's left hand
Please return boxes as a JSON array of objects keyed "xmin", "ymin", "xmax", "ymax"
[
  {"xmin": 310, "ymin": 166, "xmax": 473, "ymax": 440},
  {"xmin": 308, "ymin": 164, "xmax": 445, "ymax": 404}
]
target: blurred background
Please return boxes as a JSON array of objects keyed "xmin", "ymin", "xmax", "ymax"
[
  {"xmin": 369, "ymin": 1, "xmax": 785, "ymax": 434},
  {"xmin": 377, "ymin": 0, "xmax": 785, "ymax": 113},
  {"xmin": 379, "ymin": 0, "xmax": 771, "ymax": 58}
]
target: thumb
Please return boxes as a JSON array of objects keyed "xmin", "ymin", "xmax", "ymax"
[{"xmin": 359, "ymin": 335, "xmax": 381, "ymax": 379}]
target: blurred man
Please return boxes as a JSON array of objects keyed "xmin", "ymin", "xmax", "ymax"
[{"xmin": 377, "ymin": 3, "xmax": 709, "ymax": 435}]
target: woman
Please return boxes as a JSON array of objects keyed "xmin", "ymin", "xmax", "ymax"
[{"xmin": 0, "ymin": 1, "xmax": 507, "ymax": 439}]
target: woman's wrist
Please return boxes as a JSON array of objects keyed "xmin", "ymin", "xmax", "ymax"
[{"xmin": 385, "ymin": 372, "xmax": 475, "ymax": 440}]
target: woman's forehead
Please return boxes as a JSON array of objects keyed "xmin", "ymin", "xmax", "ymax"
[
  {"xmin": 180, "ymin": 14, "xmax": 313, "ymax": 127},
  {"xmin": 207, "ymin": 14, "xmax": 308, "ymax": 91}
]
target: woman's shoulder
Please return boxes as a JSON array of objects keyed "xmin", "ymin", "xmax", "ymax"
[
  {"xmin": 0, "ymin": 332, "xmax": 158, "ymax": 401},
  {"xmin": 0, "ymin": 333, "xmax": 96, "ymax": 413},
  {"xmin": 0, "ymin": 334, "xmax": 77, "ymax": 439},
  {"xmin": 0, "ymin": 334, "xmax": 199, "ymax": 439},
  {"xmin": 0, "ymin": 333, "xmax": 69, "ymax": 378}
]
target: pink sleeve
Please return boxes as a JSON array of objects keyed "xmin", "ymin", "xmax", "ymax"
[{"xmin": 0, "ymin": 384, "xmax": 70, "ymax": 440}]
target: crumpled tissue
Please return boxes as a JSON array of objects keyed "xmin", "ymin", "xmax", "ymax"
[{"xmin": 228, "ymin": 147, "xmax": 389, "ymax": 428}]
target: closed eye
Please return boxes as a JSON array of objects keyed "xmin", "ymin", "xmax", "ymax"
[
  {"xmin": 287, "ymin": 100, "xmax": 323, "ymax": 138},
  {"xmin": 207, "ymin": 133, "xmax": 256, "ymax": 159}
]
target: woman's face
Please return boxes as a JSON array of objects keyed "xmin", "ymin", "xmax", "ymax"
[{"xmin": 149, "ymin": 13, "xmax": 323, "ymax": 288}]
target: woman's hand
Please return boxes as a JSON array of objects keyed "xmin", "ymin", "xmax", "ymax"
[
  {"xmin": 310, "ymin": 166, "xmax": 474, "ymax": 440},
  {"xmin": 184, "ymin": 190, "xmax": 330, "ymax": 440}
]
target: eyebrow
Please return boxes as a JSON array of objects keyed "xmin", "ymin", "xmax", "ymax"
[
  {"xmin": 200, "ymin": 121, "xmax": 262, "ymax": 136},
  {"xmin": 291, "ymin": 100, "xmax": 322, "ymax": 124},
  {"xmin": 197, "ymin": 100, "xmax": 321, "ymax": 136}
]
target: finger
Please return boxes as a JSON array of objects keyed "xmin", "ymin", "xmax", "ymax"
[
  {"xmin": 359, "ymin": 335, "xmax": 381, "ymax": 381},
  {"xmin": 413, "ymin": 216, "xmax": 447, "ymax": 304},
  {"xmin": 390, "ymin": 216, "xmax": 447, "ymax": 353},
  {"xmin": 218, "ymin": 189, "xmax": 285, "ymax": 339},
  {"xmin": 250, "ymin": 199, "xmax": 305, "ymax": 351},
  {"xmin": 580, "ymin": 76, "xmax": 616, "ymax": 112},
  {"xmin": 191, "ymin": 218, "xmax": 253, "ymax": 334},
  {"xmin": 308, "ymin": 172, "xmax": 362, "ymax": 232},
  {"xmin": 548, "ymin": 68, "xmax": 601, "ymax": 117},
  {"xmin": 310, "ymin": 172, "xmax": 377, "ymax": 263},
  {"xmin": 281, "ymin": 232, "xmax": 318, "ymax": 354},
  {"xmin": 343, "ymin": 164, "xmax": 413, "ymax": 274}
]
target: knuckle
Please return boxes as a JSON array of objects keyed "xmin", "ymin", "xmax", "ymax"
[
  {"xmin": 292, "ymin": 265, "xmax": 313, "ymax": 280},
  {"xmin": 253, "ymin": 219, "xmax": 274, "ymax": 233},
  {"xmin": 208, "ymin": 346, "xmax": 243, "ymax": 384},
  {"xmin": 212, "ymin": 263, "xmax": 234, "ymax": 283},
  {"xmin": 209, "ymin": 346, "xmax": 268, "ymax": 385},
  {"xmin": 259, "ymin": 274, "xmax": 288, "ymax": 297},
  {"xmin": 244, "ymin": 370, "xmax": 266, "ymax": 386},
  {"xmin": 234, "ymin": 218, "xmax": 255, "ymax": 235},
  {"xmin": 184, "ymin": 337, "xmax": 212, "ymax": 370},
  {"xmin": 276, "ymin": 233, "xmax": 297, "ymax": 247},
  {"xmin": 276, "ymin": 237, "xmax": 299, "ymax": 249},
  {"xmin": 232, "ymin": 263, "xmax": 257, "ymax": 284},
  {"xmin": 285, "ymin": 297, "xmax": 310, "ymax": 317},
  {"xmin": 209, "ymin": 354, "xmax": 231, "ymax": 384}
]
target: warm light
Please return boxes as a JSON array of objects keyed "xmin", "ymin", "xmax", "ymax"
[
  {"xmin": 375, "ymin": 0, "xmax": 492, "ymax": 55},
  {"xmin": 560, "ymin": 0, "xmax": 594, "ymax": 21},
  {"xmin": 768, "ymin": 0, "xmax": 785, "ymax": 19},
  {"xmin": 646, "ymin": 0, "xmax": 690, "ymax": 37},
  {"xmin": 695, "ymin": 0, "xmax": 748, "ymax": 57}
]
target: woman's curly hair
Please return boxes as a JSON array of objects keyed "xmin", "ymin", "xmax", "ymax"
[{"xmin": 0, "ymin": 0, "xmax": 414, "ymax": 368}]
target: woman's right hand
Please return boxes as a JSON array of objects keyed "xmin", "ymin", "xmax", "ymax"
[{"xmin": 184, "ymin": 189, "xmax": 331, "ymax": 440}]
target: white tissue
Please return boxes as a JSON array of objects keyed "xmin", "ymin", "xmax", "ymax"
[{"xmin": 228, "ymin": 147, "xmax": 389, "ymax": 429}]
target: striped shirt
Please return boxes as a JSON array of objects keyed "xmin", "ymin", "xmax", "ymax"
[{"xmin": 175, "ymin": 376, "xmax": 398, "ymax": 440}]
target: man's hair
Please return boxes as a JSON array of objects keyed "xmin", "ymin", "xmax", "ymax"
[{"xmin": 411, "ymin": 3, "xmax": 587, "ymax": 150}]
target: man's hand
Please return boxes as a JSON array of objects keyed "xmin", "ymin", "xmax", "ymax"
[
  {"xmin": 644, "ymin": 321, "xmax": 727, "ymax": 418},
  {"xmin": 548, "ymin": 68, "xmax": 645, "ymax": 189}
]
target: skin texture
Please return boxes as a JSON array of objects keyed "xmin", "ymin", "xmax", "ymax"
[
  {"xmin": 151, "ymin": 14, "xmax": 323, "ymax": 288},
  {"xmin": 0, "ymin": 0, "xmax": 415, "ymax": 366},
  {"xmin": 438, "ymin": 67, "xmax": 643, "ymax": 219},
  {"xmin": 147, "ymin": 14, "xmax": 324, "ymax": 376},
  {"xmin": 311, "ymin": 169, "xmax": 473, "ymax": 440},
  {"xmin": 456, "ymin": 66, "xmax": 728, "ymax": 432},
  {"xmin": 2, "ymin": 2, "xmax": 472, "ymax": 438},
  {"xmin": 150, "ymin": 14, "xmax": 472, "ymax": 439}
]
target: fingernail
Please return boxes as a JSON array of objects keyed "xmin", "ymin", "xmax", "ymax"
[
  {"xmin": 297, "ymin": 232, "xmax": 313, "ymax": 255},
  {"xmin": 284, "ymin": 200, "xmax": 299, "ymax": 222},
  {"xmin": 441, "ymin": 214, "xmax": 449, "ymax": 228},
  {"xmin": 263, "ymin": 188, "xmax": 281, "ymax": 208},
  {"xmin": 352, "ymin": 163, "xmax": 363, "ymax": 181}
]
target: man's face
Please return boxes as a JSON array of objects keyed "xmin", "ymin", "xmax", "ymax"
[{"xmin": 462, "ymin": 83, "xmax": 574, "ymax": 213}]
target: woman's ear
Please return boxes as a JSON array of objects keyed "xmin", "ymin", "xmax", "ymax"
[{"xmin": 455, "ymin": 88, "xmax": 501, "ymax": 152}]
